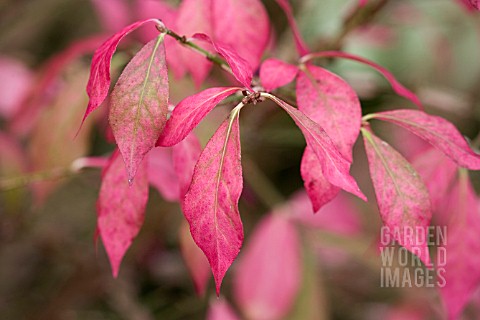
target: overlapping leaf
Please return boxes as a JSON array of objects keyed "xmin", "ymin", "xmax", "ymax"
[
  {"xmin": 97, "ymin": 150, "xmax": 149, "ymax": 277},
  {"xmin": 268, "ymin": 95, "xmax": 366, "ymax": 201},
  {"xmin": 305, "ymin": 51, "xmax": 422, "ymax": 107},
  {"xmin": 213, "ymin": 0, "xmax": 270, "ymax": 71},
  {"xmin": 438, "ymin": 171, "xmax": 480, "ymax": 320},
  {"xmin": 84, "ymin": 18, "xmax": 159, "ymax": 123},
  {"xmin": 362, "ymin": 127, "xmax": 432, "ymax": 266},
  {"xmin": 259, "ymin": 58, "xmax": 298, "ymax": 92},
  {"xmin": 234, "ymin": 214, "xmax": 301, "ymax": 320},
  {"xmin": 193, "ymin": 33, "xmax": 253, "ymax": 89},
  {"xmin": 367, "ymin": 109, "xmax": 480, "ymax": 170},
  {"xmin": 182, "ymin": 113, "xmax": 244, "ymax": 294},
  {"xmin": 110, "ymin": 34, "xmax": 169, "ymax": 181},
  {"xmin": 172, "ymin": 133, "xmax": 202, "ymax": 198},
  {"xmin": 157, "ymin": 87, "xmax": 240, "ymax": 147}
]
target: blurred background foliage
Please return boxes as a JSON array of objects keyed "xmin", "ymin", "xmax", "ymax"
[{"xmin": 1, "ymin": 0, "xmax": 480, "ymax": 319}]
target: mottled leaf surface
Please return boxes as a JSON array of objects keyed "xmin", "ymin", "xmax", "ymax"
[
  {"xmin": 300, "ymin": 147, "xmax": 340, "ymax": 213},
  {"xmin": 110, "ymin": 35, "xmax": 169, "ymax": 181},
  {"xmin": 362, "ymin": 128, "xmax": 432, "ymax": 266},
  {"xmin": 270, "ymin": 95, "xmax": 365, "ymax": 201},
  {"xmin": 438, "ymin": 171, "xmax": 480, "ymax": 320},
  {"xmin": 259, "ymin": 58, "xmax": 298, "ymax": 92},
  {"xmin": 369, "ymin": 109, "xmax": 480, "ymax": 170},
  {"xmin": 182, "ymin": 114, "xmax": 243, "ymax": 294},
  {"xmin": 297, "ymin": 65, "xmax": 361, "ymax": 160},
  {"xmin": 97, "ymin": 150, "xmax": 149, "ymax": 277},
  {"xmin": 84, "ymin": 18, "xmax": 158, "ymax": 123},
  {"xmin": 157, "ymin": 87, "xmax": 240, "ymax": 147}
]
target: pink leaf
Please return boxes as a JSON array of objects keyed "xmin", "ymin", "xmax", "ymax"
[
  {"xmin": 288, "ymin": 191, "xmax": 362, "ymax": 235},
  {"xmin": 84, "ymin": 18, "xmax": 159, "ymax": 124},
  {"xmin": 300, "ymin": 147, "xmax": 340, "ymax": 212},
  {"xmin": 274, "ymin": 0, "xmax": 310, "ymax": 56},
  {"xmin": 134, "ymin": 0, "xmax": 186, "ymax": 78},
  {"xmin": 296, "ymin": 65, "xmax": 361, "ymax": 211},
  {"xmin": 268, "ymin": 95, "xmax": 366, "ymax": 201},
  {"xmin": 182, "ymin": 114, "xmax": 244, "ymax": 295},
  {"xmin": 147, "ymin": 147, "xmax": 179, "ymax": 201},
  {"xmin": 175, "ymin": 0, "xmax": 213, "ymax": 87},
  {"xmin": 12, "ymin": 36, "xmax": 104, "ymax": 137},
  {"xmin": 157, "ymin": 87, "xmax": 240, "ymax": 147},
  {"xmin": 438, "ymin": 171, "xmax": 480, "ymax": 320},
  {"xmin": 212, "ymin": 0, "xmax": 270, "ymax": 71},
  {"xmin": 207, "ymin": 298, "xmax": 240, "ymax": 320},
  {"xmin": 193, "ymin": 33, "xmax": 253, "ymax": 89},
  {"xmin": 297, "ymin": 65, "xmax": 361, "ymax": 160},
  {"xmin": 172, "ymin": 133, "xmax": 202, "ymax": 198},
  {"xmin": 362, "ymin": 127, "xmax": 432, "ymax": 267},
  {"xmin": 110, "ymin": 34, "xmax": 169, "ymax": 181},
  {"xmin": 367, "ymin": 109, "xmax": 480, "ymax": 170},
  {"xmin": 234, "ymin": 214, "xmax": 301, "ymax": 320},
  {"xmin": 0, "ymin": 56, "xmax": 33, "ymax": 119},
  {"xmin": 303, "ymin": 51, "xmax": 422, "ymax": 108},
  {"xmin": 97, "ymin": 150, "xmax": 149, "ymax": 277},
  {"xmin": 179, "ymin": 219, "xmax": 211, "ymax": 296},
  {"xmin": 90, "ymin": 0, "xmax": 131, "ymax": 33},
  {"xmin": 411, "ymin": 148, "xmax": 458, "ymax": 214},
  {"xmin": 468, "ymin": 0, "xmax": 480, "ymax": 10},
  {"xmin": 259, "ymin": 58, "xmax": 298, "ymax": 92}
]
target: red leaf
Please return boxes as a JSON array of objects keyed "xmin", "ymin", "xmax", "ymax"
[
  {"xmin": 157, "ymin": 87, "xmax": 240, "ymax": 147},
  {"xmin": 172, "ymin": 133, "xmax": 202, "ymax": 198},
  {"xmin": 175, "ymin": 0, "xmax": 213, "ymax": 87},
  {"xmin": 358, "ymin": 0, "xmax": 369, "ymax": 7},
  {"xmin": 268, "ymin": 94, "xmax": 366, "ymax": 201},
  {"xmin": 297, "ymin": 65, "xmax": 361, "ymax": 160},
  {"xmin": 362, "ymin": 127, "xmax": 432, "ymax": 267},
  {"xmin": 179, "ymin": 219, "xmax": 211, "ymax": 296},
  {"xmin": 367, "ymin": 109, "xmax": 480, "ymax": 170},
  {"xmin": 147, "ymin": 147, "xmax": 179, "ymax": 201},
  {"xmin": 193, "ymin": 33, "xmax": 253, "ymax": 89},
  {"xmin": 259, "ymin": 58, "xmax": 298, "ymax": 92},
  {"xmin": 212, "ymin": 0, "xmax": 270, "ymax": 71},
  {"xmin": 110, "ymin": 34, "xmax": 169, "ymax": 181},
  {"xmin": 274, "ymin": 0, "xmax": 310, "ymax": 56},
  {"xmin": 207, "ymin": 298, "xmax": 240, "ymax": 320},
  {"xmin": 300, "ymin": 147, "xmax": 340, "ymax": 213},
  {"xmin": 182, "ymin": 113, "xmax": 244, "ymax": 295},
  {"xmin": 303, "ymin": 51, "xmax": 422, "ymax": 108},
  {"xmin": 412, "ymin": 148, "xmax": 458, "ymax": 214},
  {"xmin": 234, "ymin": 214, "xmax": 302, "ymax": 320},
  {"xmin": 438, "ymin": 171, "xmax": 480, "ymax": 320},
  {"xmin": 97, "ymin": 150, "xmax": 149, "ymax": 277},
  {"xmin": 84, "ymin": 18, "xmax": 159, "ymax": 124}
]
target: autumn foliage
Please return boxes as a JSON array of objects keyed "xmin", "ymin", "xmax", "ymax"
[{"xmin": 3, "ymin": 0, "xmax": 480, "ymax": 319}]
